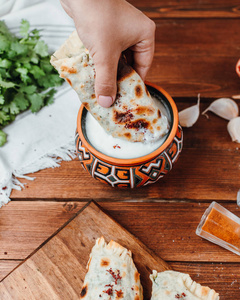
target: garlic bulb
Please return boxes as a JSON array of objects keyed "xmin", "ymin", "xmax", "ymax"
[
  {"xmin": 179, "ymin": 94, "xmax": 200, "ymax": 127},
  {"xmin": 202, "ymin": 98, "xmax": 239, "ymax": 120},
  {"xmin": 227, "ymin": 117, "xmax": 240, "ymax": 143}
]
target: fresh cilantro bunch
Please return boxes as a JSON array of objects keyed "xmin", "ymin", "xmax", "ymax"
[{"xmin": 0, "ymin": 19, "xmax": 63, "ymax": 146}]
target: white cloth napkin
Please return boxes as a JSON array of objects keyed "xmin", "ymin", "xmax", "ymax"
[{"xmin": 0, "ymin": 0, "xmax": 80, "ymax": 207}]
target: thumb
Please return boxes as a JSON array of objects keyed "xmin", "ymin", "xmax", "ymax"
[{"xmin": 93, "ymin": 51, "xmax": 119, "ymax": 108}]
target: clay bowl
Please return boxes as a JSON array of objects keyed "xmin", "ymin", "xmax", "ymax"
[{"xmin": 75, "ymin": 82, "xmax": 183, "ymax": 188}]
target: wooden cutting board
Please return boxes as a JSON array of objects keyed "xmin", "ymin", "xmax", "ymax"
[{"xmin": 0, "ymin": 201, "xmax": 170, "ymax": 299}]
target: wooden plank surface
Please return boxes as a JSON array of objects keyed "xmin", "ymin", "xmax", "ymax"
[
  {"xmin": 129, "ymin": 0, "xmax": 240, "ymax": 18},
  {"xmin": 0, "ymin": 201, "xmax": 169, "ymax": 299},
  {"xmin": 1, "ymin": 201, "xmax": 240, "ymax": 263}
]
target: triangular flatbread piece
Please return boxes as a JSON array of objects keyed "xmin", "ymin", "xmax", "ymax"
[
  {"xmin": 80, "ymin": 237, "xmax": 143, "ymax": 299},
  {"xmin": 150, "ymin": 270, "xmax": 219, "ymax": 300},
  {"xmin": 51, "ymin": 31, "xmax": 169, "ymax": 143}
]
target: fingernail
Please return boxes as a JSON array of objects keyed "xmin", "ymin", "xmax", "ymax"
[{"xmin": 98, "ymin": 95, "xmax": 113, "ymax": 108}]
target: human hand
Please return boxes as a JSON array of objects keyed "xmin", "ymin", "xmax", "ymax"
[{"xmin": 60, "ymin": 0, "xmax": 156, "ymax": 107}]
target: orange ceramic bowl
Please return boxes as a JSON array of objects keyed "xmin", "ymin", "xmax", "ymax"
[{"xmin": 75, "ymin": 82, "xmax": 183, "ymax": 188}]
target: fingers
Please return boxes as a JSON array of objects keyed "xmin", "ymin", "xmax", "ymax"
[
  {"xmin": 93, "ymin": 50, "xmax": 120, "ymax": 108},
  {"xmin": 131, "ymin": 20, "xmax": 156, "ymax": 81}
]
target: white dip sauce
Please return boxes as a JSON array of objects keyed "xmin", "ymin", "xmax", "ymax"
[{"xmin": 85, "ymin": 97, "xmax": 171, "ymax": 159}]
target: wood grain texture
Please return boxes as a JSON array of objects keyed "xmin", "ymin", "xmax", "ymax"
[
  {"xmin": 170, "ymin": 262, "xmax": 240, "ymax": 299},
  {"xmin": 0, "ymin": 262, "xmax": 21, "ymax": 283},
  {"xmin": 0, "ymin": 201, "xmax": 84, "ymax": 260},
  {"xmin": 1, "ymin": 201, "xmax": 240, "ymax": 264},
  {"xmin": 146, "ymin": 19, "xmax": 240, "ymax": 97},
  {"xmin": 128, "ymin": 0, "xmax": 240, "ymax": 18},
  {"xmin": 0, "ymin": 202, "xmax": 169, "ymax": 300}
]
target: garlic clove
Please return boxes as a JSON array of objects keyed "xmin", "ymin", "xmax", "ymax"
[
  {"xmin": 227, "ymin": 116, "xmax": 240, "ymax": 143},
  {"xmin": 237, "ymin": 189, "xmax": 240, "ymax": 207},
  {"xmin": 179, "ymin": 94, "xmax": 200, "ymax": 127},
  {"xmin": 236, "ymin": 58, "xmax": 240, "ymax": 77},
  {"xmin": 232, "ymin": 95, "xmax": 240, "ymax": 100},
  {"xmin": 202, "ymin": 98, "xmax": 239, "ymax": 121}
]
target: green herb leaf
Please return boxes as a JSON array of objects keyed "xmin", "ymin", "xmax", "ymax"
[
  {"xmin": 0, "ymin": 79, "xmax": 15, "ymax": 88},
  {"xmin": 19, "ymin": 19, "xmax": 30, "ymax": 38},
  {"xmin": 14, "ymin": 92, "xmax": 29, "ymax": 110},
  {"xmin": 28, "ymin": 93, "xmax": 44, "ymax": 112},
  {"xmin": 0, "ymin": 130, "xmax": 7, "ymax": 146},
  {"xmin": 34, "ymin": 40, "xmax": 49, "ymax": 57}
]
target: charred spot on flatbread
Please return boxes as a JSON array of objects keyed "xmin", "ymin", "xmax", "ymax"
[
  {"xmin": 125, "ymin": 119, "xmax": 150, "ymax": 131},
  {"xmin": 113, "ymin": 110, "xmax": 134, "ymax": 124},
  {"xmin": 124, "ymin": 132, "xmax": 131, "ymax": 140},
  {"xmin": 135, "ymin": 85, "xmax": 143, "ymax": 98},
  {"xmin": 100, "ymin": 258, "xmax": 110, "ymax": 267},
  {"xmin": 134, "ymin": 295, "xmax": 140, "ymax": 300},
  {"xmin": 80, "ymin": 285, "xmax": 87, "ymax": 298},
  {"xmin": 158, "ymin": 109, "xmax": 161, "ymax": 118},
  {"xmin": 60, "ymin": 65, "xmax": 77, "ymax": 74},
  {"xmin": 202, "ymin": 287, "xmax": 211, "ymax": 296},
  {"xmin": 91, "ymin": 93, "xmax": 95, "ymax": 99},
  {"xmin": 134, "ymin": 106, "xmax": 154, "ymax": 116}
]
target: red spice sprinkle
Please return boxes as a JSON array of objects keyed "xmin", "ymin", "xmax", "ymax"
[
  {"xmin": 103, "ymin": 284, "xmax": 113, "ymax": 296},
  {"xmin": 113, "ymin": 144, "xmax": 121, "ymax": 149},
  {"xmin": 104, "ymin": 288, "xmax": 113, "ymax": 295},
  {"xmin": 107, "ymin": 268, "xmax": 122, "ymax": 284},
  {"xmin": 115, "ymin": 289, "xmax": 124, "ymax": 297},
  {"xmin": 2, "ymin": 186, "xmax": 7, "ymax": 190},
  {"xmin": 175, "ymin": 293, "xmax": 186, "ymax": 299}
]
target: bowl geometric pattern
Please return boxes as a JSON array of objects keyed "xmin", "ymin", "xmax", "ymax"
[{"xmin": 75, "ymin": 124, "xmax": 183, "ymax": 188}]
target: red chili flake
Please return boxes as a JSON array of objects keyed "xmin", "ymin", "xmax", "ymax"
[
  {"xmin": 103, "ymin": 284, "xmax": 113, "ymax": 296},
  {"xmin": 175, "ymin": 293, "xmax": 186, "ymax": 299},
  {"xmin": 2, "ymin": 186, "xmax": 7, "ymax": 190},
  {"xmin": 106, "ymin": 268, "xmax": 122, "ymax": 284},
  {"xmin": 115, "ymin": 289, "xmax": 124, "ymax": 298},
  {"xmin": 113, "ymin": 144, "xmax": 121, "ymax": 149}
]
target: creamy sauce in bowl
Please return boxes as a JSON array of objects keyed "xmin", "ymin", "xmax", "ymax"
[{"xmin": 85, "ymin": 97, "xmax": 171, "ymax": 159}]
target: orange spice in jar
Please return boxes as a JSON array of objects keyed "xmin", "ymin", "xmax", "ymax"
[{"xmin": 196, "ymin": 202, "xmax": 240, "ymax": 256}]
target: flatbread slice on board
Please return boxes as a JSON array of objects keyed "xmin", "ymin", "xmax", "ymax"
[
  {"xmin": 80, "ymin": 237, "xmax": 143, "ymax": 299},
  {"xmin": 150, "ymin": 270, "xmax": 219, "ymax": 300},
  {"xmin": 50, "ymin": 31, "xmax": 169, "ymax": 143}
]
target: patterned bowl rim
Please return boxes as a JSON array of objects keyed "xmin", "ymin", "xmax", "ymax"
[{"xmin": 77, "ymin": 81, "xmax": 179, "ymax": 166}]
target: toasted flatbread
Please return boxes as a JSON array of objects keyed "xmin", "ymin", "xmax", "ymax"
[
  {"xmin": 150, "ymin": 270, "xmax": 219, "ymax": 300},
  {"xmin": 50, "ymin": 31, "xmax": 169, "ymax": 143},
  {"xmin": 80, "ymin": 237, "xmax": 143, "ymax": 299}
]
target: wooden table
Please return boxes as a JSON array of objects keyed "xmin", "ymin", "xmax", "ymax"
[{"xmin": 1, "ymin": 0, "xmax": 240, "ymax": 298}]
